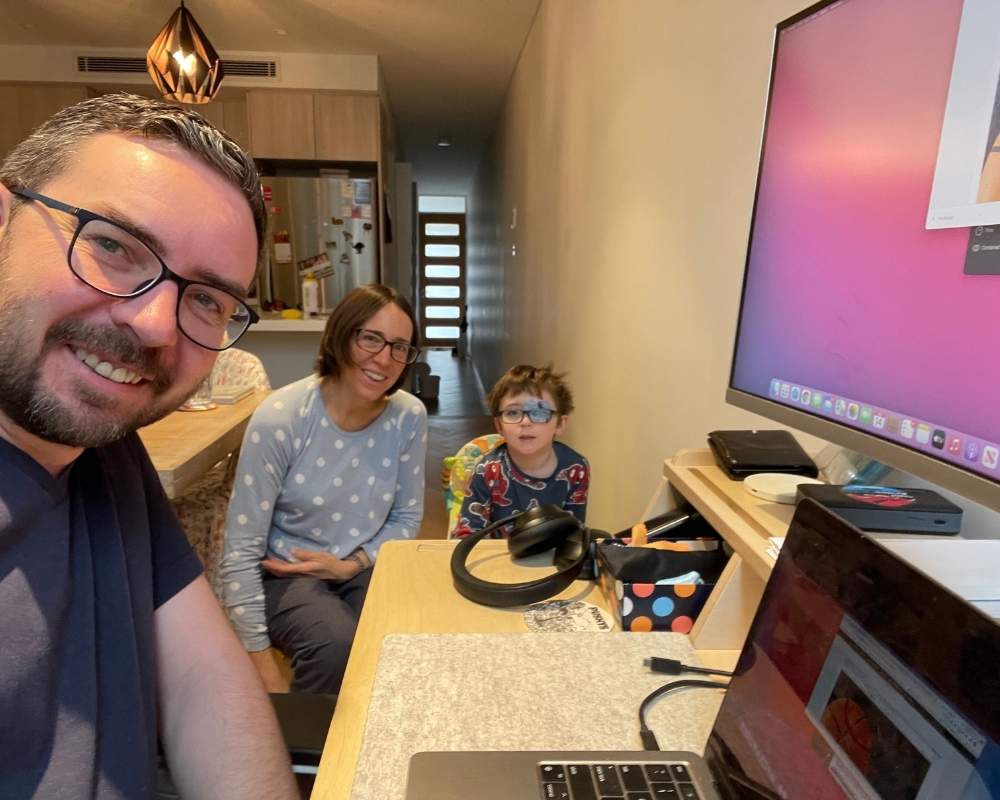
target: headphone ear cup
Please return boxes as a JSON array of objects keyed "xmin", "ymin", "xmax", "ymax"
[
  {"xmin": 507, "ymin": 505, "xmax": 580, "ymax": 558},
  {"xmin": 450, "ymin": 505, "xmax": 592, "ymax": 608},
  {"xmin": 553, "ymin": 526, "xmax": 591, "ymax": 571}
]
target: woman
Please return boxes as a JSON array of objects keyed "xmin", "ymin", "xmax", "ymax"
[{"xmin": 221, "ymin": 284, "xmax": 427, "ymax": 693}]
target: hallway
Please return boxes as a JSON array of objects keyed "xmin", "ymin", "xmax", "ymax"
[{"xmin": 417, "ymin": 349, "xmax": 492, "ymax": 538}]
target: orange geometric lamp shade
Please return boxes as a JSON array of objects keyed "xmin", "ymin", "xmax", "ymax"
[{"xmin": 146, "ymin": 1, "xmax": 224, "ymax": 105}]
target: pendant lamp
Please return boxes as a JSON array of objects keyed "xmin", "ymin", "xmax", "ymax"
[{"xmin": 146, "ymin": 1, "xmax": 224, "ymax": 104}]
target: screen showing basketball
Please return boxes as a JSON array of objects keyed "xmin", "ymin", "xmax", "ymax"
[{"xmin": 707, "ymin": 539, "xmax": 998, "ymax": 799}]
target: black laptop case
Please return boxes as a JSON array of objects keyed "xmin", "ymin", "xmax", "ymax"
[{"xmin": 707, "ymin": 429, "xmax": 817, "ymax": 480}]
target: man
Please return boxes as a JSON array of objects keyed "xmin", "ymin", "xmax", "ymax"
[{"xmin": 0, "ymin": 94, "xmax": 297, "ymax": 798}]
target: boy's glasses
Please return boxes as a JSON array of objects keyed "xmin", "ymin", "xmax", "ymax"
[
  {"xmin": 497, "ymin": 406, "xmax": 556, "ymax": 424},
  {"xmin": 354, "ymin": 328, "xmax": 421, "ymax": 364}
]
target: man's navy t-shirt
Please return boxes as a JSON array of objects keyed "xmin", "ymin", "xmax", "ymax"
[{"xmin": 0, "ymin": 432, "xmax": 202, "ymax": 798}]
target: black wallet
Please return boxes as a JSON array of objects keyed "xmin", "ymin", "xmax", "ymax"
[{"xmin": 707, "ymin": 429, "xmax": 818, "ymax": 481}]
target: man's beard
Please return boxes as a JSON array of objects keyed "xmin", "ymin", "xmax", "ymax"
[{"xmin": 0, "ymin": 253, "xmax": 181, "ymax": 448}]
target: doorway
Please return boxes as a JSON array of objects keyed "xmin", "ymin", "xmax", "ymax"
[{"xmin": 417, "ymin": 195, "xmax": 466, "ymax": 348}]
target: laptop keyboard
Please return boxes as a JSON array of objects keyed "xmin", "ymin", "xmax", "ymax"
[{"xmin": 538, "ymin": 762, "xmax": 702, "ymax": 800}]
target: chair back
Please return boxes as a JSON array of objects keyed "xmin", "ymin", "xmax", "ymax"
[
  {"xmin": 172, "ymin": 349, "xmax": 271, "ymax": 601},
  {"xmin": 443, "ymin": 433, "xmax": 504, "ymax": 536},
  {"xmin": 211, "ymin": 348, "xmax": 272, "ymax": 392}
]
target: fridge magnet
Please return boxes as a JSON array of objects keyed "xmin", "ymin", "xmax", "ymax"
[
  {"xmin": 273, "ymin": 242, "xmax": 292, "ymax": 264},
  {"xmin": 352, "ymin": 180, "xmax": 372, "ymax": 204}
]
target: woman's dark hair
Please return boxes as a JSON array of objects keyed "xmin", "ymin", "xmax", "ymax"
[{"xmin": 315, "ymin": 284, "xmax": 420, "ymax": 395}]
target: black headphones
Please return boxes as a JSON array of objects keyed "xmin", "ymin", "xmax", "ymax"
[{"xmin": 450, "ymin": 505, "xmax": 594, "ymax": 607}]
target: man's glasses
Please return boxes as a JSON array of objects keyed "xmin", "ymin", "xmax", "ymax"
[
  {"xmin": 496, "ymin": 406, "xmax": 556, "ymax": 424},
  {"xmin": 354, "ymin": 328, "xmax": 420, "ymax": 365},
  {"xmin": 10, "ymin": 188, "xmax": 258, "ymax": 351}
]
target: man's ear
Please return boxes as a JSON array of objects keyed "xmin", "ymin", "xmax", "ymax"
[{"xmin": 0, "ymin": 183, "xmax": 12, "ymax": 237}]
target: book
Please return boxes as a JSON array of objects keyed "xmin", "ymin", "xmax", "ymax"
[{"xmin": 211, "ymin": 384, "xmax": 254, "ymax": 404}]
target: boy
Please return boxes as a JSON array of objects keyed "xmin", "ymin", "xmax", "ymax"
[{"xmin": 451, "ymin": 364, "xmax": 590, "ymax": 538}]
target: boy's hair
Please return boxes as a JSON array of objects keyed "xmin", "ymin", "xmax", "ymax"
[{"xmin": 487, "ymin": 364, "xmax": 575, "ymax": 416}]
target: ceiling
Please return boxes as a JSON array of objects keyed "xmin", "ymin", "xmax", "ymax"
[{"xmin": 0, "ymin": 0, "xmax": 541, "ymax": 194}]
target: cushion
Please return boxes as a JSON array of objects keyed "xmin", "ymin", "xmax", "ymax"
[{"xmin": 443, "ymin": 434, "xmax": 504, "ymax": 535}]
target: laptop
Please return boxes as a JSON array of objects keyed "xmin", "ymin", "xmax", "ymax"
[{"xmin": 405, "ymin": 499, "xmax": 1000, "ymax": 799}]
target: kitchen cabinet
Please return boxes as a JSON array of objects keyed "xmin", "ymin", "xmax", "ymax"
[
  {"xmin": 184, "ymin": 95, "xmax": 251, "ymax": 152},
  {"xmin": 2, "ymin": 84, "xmax": 377, "ymax": 167},
  {"xmin": 247, "ymin": 90, "xmax": 315, "ymax": 159},
  {"xmin": 248, "ymin": 90, "xmax": 379, "ymax": 162},
  {"xmin": 220, "ymin": 95, "xmax": 250, "ymax": 151},
  {"xmin": 0, "ymin": 85, "xmax": 88, "ymax": 161},
  {"xmin": 314, "ymin": 94, "xmax": 378, "ymax": 162}
]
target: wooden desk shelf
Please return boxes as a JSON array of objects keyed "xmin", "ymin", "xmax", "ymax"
[{"xmin": 643, "ymin": 448, "xmax": 793, "ymax": 652}]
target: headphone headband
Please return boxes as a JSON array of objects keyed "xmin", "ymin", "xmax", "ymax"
[{"xmin": 449, "ymin": 506, "xmax": 592, "ymax": 607}]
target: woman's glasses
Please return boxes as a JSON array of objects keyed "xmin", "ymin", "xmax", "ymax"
[{"xmin": 354, "ymin": 328, "xmax": 420, "ymax": 364}]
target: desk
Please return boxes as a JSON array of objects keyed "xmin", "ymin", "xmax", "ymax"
[
  {"xmin": 138, "ymin": 389, "xmax": 267, "ymax": 498},
  {"xmin": 354, "ymin": 633, "xmax": 724, "ymax": 800},
  {"xmin": 648, "ymin": 448, "xmax": 979, "ymax": 651},
  {"xmin": 642, "ymin": 448, "xmax": 792, "ymax": 654},
  {"xmin": 310, "ymin": 539, "xmax": 738, "ymax": 800}
]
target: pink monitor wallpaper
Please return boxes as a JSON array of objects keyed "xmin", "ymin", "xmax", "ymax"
[{"xmin": 731, "ymin": 0, "xmax": 1000, "ymax": 483}]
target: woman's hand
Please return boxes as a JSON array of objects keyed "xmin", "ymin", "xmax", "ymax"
[{"xmin": 261, "ymin": 548, "xmax": 368, "ymax": 582}]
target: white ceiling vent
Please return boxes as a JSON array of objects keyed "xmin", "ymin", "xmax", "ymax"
[
  {"xmin": 77, "ymin": 55, "xmax": 146, "ymax": 74},
  {"xmin": 76, "ymin": 55, "xmax": 279, "ymax": 79},
  {"xmin": 224, "ymin": 59, "xmax": 278, "ymax": 78}
]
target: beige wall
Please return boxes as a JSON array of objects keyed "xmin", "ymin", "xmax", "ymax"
[{"xmin": 467, "ymin": 0, "xmax": 810, "ymax": 531}]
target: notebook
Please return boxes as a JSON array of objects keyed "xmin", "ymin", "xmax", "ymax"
[
  {"xmin": 405, "ymin": 499, "xmax": 1000, "ymax": 799},
  {"xmin": 210, "ymin": 383, "xmax": 255, "ymax": 404}
]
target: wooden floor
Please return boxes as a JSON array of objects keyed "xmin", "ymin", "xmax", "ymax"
[{"xmin": 417, "ymin": 349, "xmax": 492, "ymax": 539}]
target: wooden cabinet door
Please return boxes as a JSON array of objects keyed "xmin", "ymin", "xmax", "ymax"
[
  {"xmin": 183, "ymin": 99, "xmax": 225, "ymax": 130},
  {"xmin": 220, "ymin": 95, "xmax": 250, "ymax": 152},
  {"xmin": 0, "ymin": 86, "xmax": 24, "ymax": 161},
  {"xmin": 247, "ymin": 91, "xmax": 315, "ymax": 159},
  {"xmin": 0, "ymin": 85, "xmax": 87, "ymax": 161},
  {"xmin": 171, "ymin": 96, "xmax": 249, "ymax": 152},
  {"xmin": 187, "ymin": 97, "xmax": 250, "ymax": 152},
  {"xmin": 314, "ymin": 94, "xmax": 378, "ymax": 162}
]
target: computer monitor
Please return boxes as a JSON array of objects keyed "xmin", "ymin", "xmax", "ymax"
[{"xmin": 727, "ymin": 0, "xmax": 1000, "ymax": 510}]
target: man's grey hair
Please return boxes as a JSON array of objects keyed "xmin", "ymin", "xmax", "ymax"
[{"xmin": 0, "ymin": 92, "xmax": 266, "ymax": 270}]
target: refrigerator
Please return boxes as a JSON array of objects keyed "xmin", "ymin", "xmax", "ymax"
[{"xmin": 260, "ymin": 171, "xmax": 379, "ymax": 313}]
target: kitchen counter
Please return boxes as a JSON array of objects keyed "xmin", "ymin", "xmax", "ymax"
[
  {"xmin": 240, "ymin": 317, "xmax": 328, "ymax": 388},
  {"xmin": 249, "ymin": 316, "xmax": 328, "ymax": 332}
]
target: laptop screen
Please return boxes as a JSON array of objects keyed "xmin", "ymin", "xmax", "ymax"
[{"xmin": 705, "ymin": 499, "xmax": 1000, "ymax": 800}]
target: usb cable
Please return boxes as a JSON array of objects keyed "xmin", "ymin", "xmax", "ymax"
[
  {"xmin": 643, "ymin": 656, "xmax": 734, "ymax": 678},
  {"xmin": 638, "ymin": 679, "xmax": 729, "ymax": 750}
]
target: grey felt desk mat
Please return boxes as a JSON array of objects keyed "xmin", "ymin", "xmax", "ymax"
[{"xmin": 350, "ymin": 632, "xmax": 725, "ymax": 799}]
